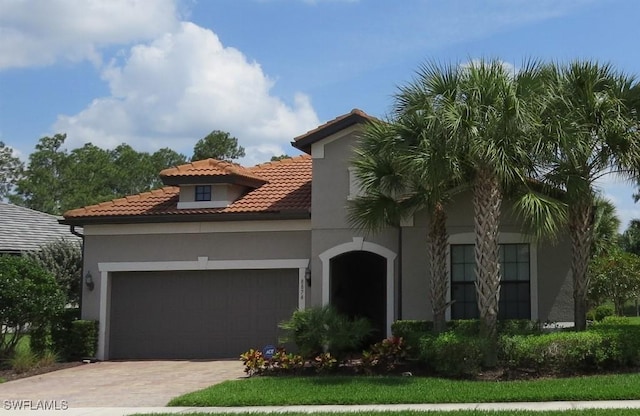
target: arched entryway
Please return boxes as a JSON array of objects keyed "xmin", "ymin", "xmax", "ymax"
[
  {"xmin": 330, "ymin": 251, "xmax": 386, "ymax": 339},
  {"xmin": 319, "ymin": 237, "xmax": 397, "ymax": 338}
]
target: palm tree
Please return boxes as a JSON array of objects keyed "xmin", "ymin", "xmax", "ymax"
[
  {"xmin": 591, "ymin": 196, "xmax": 621, "ymax": 258},
  {"xmin": 348, "ymin": 114, "xmax": 460, "ymax": 334},
  {"xmin": 430, "ymin": 60, "xmax": 546, "ymax": 363},
  {"xmin": 539, "ymin": 60, "xmax": 640, "ymax": 330}
]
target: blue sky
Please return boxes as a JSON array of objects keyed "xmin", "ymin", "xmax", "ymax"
[{"xmin": 0, "ymin": 0, "xmax": 639, "ymax": 229}]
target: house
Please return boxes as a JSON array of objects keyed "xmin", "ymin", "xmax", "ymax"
[
  {"xmin": 0, "ymin": 202, "xmax": 79, "ymax": 255},
  {"xmin": 61, "ymin": 109, "xmax": 574, "ymax": 360}
]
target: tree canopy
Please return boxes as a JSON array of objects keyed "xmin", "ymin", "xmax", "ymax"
[
  {"xmin": 192, "ymin": 130, "xmax": 245, "ymax": 161},
  {"xmin": 0, "ymin": 141, "xmax": 24, "ymax": 199},
  {"xmin": 9, "ymin": 134, "xmax": 187, "ymax": 214}
]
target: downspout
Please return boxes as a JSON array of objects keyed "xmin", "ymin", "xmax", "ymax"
[
  {"xmin": 70, "ymin": 225, "xmax": 85, "ymax": 316},
  {"xmin": 397, "ymin": 225, "xmax": 403, "ymax": 321}
]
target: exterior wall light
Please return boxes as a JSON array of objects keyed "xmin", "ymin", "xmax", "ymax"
[
  {"xmin": 305, "ymin": 268, "xmax": 312, "ymax": 287},
  {"xmin": 85, "ymin": 271, "xmax": 95, "ymax": 291}
]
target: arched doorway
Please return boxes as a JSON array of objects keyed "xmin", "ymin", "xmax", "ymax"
[{"xmin": 330, "ymin": 251, "xmax": 386, "ymax": 340}]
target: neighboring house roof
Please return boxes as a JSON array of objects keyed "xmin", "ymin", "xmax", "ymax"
[
  {"xmin": 292, "ymin": 108, "xmax": 375, "ymax": 154},
  {"xmin": 159, "ymin": 159, "xmax": 267, "ymax": 188},
  {"xmin": 0, "ymin": 202, "xmax": 78, "ymax": 254},
  {"xmin": 62, "ymin": 155, "xmax": 312, "ymax": 225}
]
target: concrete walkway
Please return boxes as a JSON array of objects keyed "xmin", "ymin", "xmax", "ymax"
[
  {"xmin": 4, "ymin": 402, "xmax": 640, "ymax": 415},
  {"xmin": 0, "ymin": 360, "xmax": 245, "ymax": 408}
]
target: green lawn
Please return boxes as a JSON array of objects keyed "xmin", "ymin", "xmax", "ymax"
[
  {"xmin": 138, "ymin": 411, "xmax": 640, "ymax": 416},
  {"xmin": 168, "ymin": 373, "xmax": 640, "ymax": 407}
]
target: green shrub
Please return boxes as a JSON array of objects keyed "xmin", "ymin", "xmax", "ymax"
[
  {"xmin": 359, "ymin": 336, "xmax": 408, "ymax": 373},
  {"xmin": 239, "ymin": 347, "xmax": 304, "ymax": 377},
  {"xmin": 500, "ymin": 331, "xmax": 610, "ymax": 373},
  {"xmin": 0, "ymin": 255, "xmax": 66, "ymax": 359},
  {"xmin": 447, "ymin": 320, "xmax": 480, "ymax": 336},
  {"xmin": 391, "ymin": 320, "xmax": 432, "ymax": 357},
  {"xmin": 498, "ymin": 319, "xmax": 541, "ymax": 335},
  {"xmin": 279, "ymin": 306, "xmax": 371, "ymax": 358},
  {"xmin": 595, "ymin": 315, "xmax": 636, "ymax": 326},
  {"xmin": 67, "ymin": 320, "xmax": 98, "ymax": 359},
  {"xmin": 590, "ymin": 320, "xmax": 640, "ymax": 366},
  {"xmin": 420, "ymin": 332, "xmax": 486, "ymax": 377},
  {"xmin": 593, "ymin": 305, "xmax": 615, "ymax": 321},
  {"xmin": 29, "ymin": 323, "xmax": 52, "ymax": 356},
  {"xmin": 51, "ymin": 308, "xmax": 80, "ymax": 361},
  {"xmin": 312, "ymin": 352, "xmax": 338, "ymax": 373}
]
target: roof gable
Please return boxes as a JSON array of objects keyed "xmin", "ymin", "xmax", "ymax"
[
  {"xmin": 292, "ymin": 109, "xmax": 375, "ymax": 154},
  {"xmin": 160, "ymin": 158, "xmax": 267, "ymax": 188}
]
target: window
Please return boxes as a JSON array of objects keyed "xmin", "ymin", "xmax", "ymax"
[
  {"xmin": 195, "ymin": 185, "xmax": 212, "ymax": 202},
  {"xmin": 450, "ymin": 244, "xmax": 530, "ymax": 320}
]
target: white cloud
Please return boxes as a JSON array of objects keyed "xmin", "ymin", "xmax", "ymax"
[
  {"xmin": 0, "ymin": 0, "xmax": 180, "ymax": 69},
  {"xmin": 54, "ymin": 22, "xmax": 320, "ymax": 165}
]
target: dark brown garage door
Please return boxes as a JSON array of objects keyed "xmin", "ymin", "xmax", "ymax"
[{"xmin": 109, "ymin": 269, "xmax": 298, "ymax": 359}]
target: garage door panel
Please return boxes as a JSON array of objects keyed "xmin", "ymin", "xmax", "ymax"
[{"xmin": 109, "ymin": 269, "xmax": 297, "ymax": 359}]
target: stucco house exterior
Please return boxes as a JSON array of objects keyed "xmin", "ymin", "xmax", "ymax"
[{"xmin": 61, "ymin": 109, "xmax": 573, "ymax": 360}]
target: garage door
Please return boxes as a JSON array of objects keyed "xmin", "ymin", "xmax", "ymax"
[{"xmin": 109, "ymin": 269, "xmax": 298, "ymax": 359}]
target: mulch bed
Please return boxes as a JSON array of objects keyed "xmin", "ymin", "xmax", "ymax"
[{"xmin": 0, "ymin": 362, "xmax": 83, "ymax": 383}]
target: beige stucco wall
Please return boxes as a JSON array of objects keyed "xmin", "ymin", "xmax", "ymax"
[
  {"xmin": 81, "ymin": 228, "xmax": 311, "ymax": 321},
  {"xmin": 308, "ymin": 127, "xmax": 573, "ymax": 323}
]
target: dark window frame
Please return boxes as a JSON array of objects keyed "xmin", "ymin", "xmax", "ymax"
[
  {"xmin": 450, "ymin": 243, "xmax": 531, "ymax": 320},
  {"xmin": 195, "ymin": 185, "xmax": 212, "ymax": 202}
]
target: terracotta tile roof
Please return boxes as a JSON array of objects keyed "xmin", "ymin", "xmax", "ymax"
[
  {"xmin": 62, "ymin": 155, "xmax": 312, "ymax": 223},
  {"xmin": 159, "ymin": 159, "xmax": 266, "ymax": 184}
]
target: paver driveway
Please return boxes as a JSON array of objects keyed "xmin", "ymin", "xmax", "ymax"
[{"xmin": 0, "ymin": 360, "xmax": 245, "ymax": 407}]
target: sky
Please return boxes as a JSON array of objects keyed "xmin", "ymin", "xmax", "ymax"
[{"xmin": 0, "ymin": 0, "xmax": 639, "ymax": 230}]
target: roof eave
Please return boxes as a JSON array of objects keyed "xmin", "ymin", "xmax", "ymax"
[
  {"xmin": 161, "ymin": 175, "xmax": 267, "ymax": 188},
  {"xmin": 59, "ymin": 211, "xmax": 311, "ymax": 226},
  {"xmin": 291, "ymin": 111, "xmax": 373, "ymax": 154}
]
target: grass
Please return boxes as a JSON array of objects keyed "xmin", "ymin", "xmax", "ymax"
[
  {"xmin": 136, "ymin": 411, "xmax": 640, "ymax": 416},
  {"xmin": 168, "ymin": 373, "xmax": 640, "ymax": 407}
]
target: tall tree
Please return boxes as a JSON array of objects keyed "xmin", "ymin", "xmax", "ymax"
[
  {"xmin": 10, "ymin": 134, "xmax": 188, "ymax": 214},
  {"xmin": 591, "ymin": 196, "xmax": 621, "ymax": 257},
  {"xmin": 10, "ymin": 134, "xmax": 68, "ymax": 214},
  {"xmin": 0, "ymin": 141, "xmax": 23, "ymax": 199},
  {"xmin": 589, "ymin": 248, "xmax": 640, "ymax": 315},
  {"xmin": 64, "ymin": 143, "xmax": 116, "ymax": 211},
  {"xmin": 192, "ymin": 130, "xmax": 245, "ymax": 161},
  {"xmin": 432, "ymin": 60, "xmax": 546, "ymax": 363},
  {"xmin": 539, "ymin": 61, "xmax": 640, "ymax": 330},
  {"xmin": 348, "ymin": 117, "xmax": 458, "ymax": 334},
  {"xmin": 620, "ymin": 219, "xmax": 640, "ymax": 255}
]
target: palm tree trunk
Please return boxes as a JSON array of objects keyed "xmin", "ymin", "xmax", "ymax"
[
  {"xmin": 473, "ymin": 167, "xmax": 502, "ymax": 367},
  {"xmin": 569, "ymin": 202, "xmax": 593, "ymax": 331},
  {"xmin": 429, "ymin": 202, "xmax": 449, "ymax": 334}
]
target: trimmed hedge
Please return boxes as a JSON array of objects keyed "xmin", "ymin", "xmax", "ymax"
[
  {"xmin": 68, "ymin": 320, "xmax": 99, "ymax": 359},
  {"xmin": 51, "ymin": 308, "xmax": 80, "ymax": 361},
  {"xmin": 420, "ymin": 332, "xmax": 487, "ymax": 377},
  {"xmin": 500, "ymin": 331, "xmax": 609, "ymax": 372},
  {"xmin": 409, "ymin": 317, "xmax": 640, "ymax": 377},
  {"xmin": 393, "ymin": 319, "xmax": 541, "ymax": 360}
]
